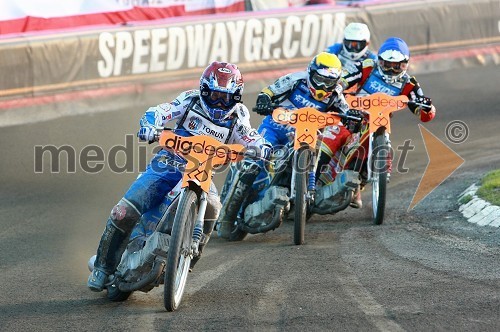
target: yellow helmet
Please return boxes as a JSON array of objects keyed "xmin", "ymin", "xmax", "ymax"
[{"xmin": 307, "ymin": 52, "xmax": 342, "ymax": 101}]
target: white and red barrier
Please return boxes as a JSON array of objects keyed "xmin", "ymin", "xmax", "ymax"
[{"xmin": 0, "ymin": 0, "xmax": 245, "ymax": 35}]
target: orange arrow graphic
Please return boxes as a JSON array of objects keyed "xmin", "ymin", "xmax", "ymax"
[{"xmin": 408, "ymin": 124, "xmax": 465, "ymax": 210}]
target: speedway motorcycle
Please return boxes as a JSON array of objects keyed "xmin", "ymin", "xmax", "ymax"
[
  {"xmin": 219, "ymin": 93, "xmax": 414, "ymax": 244},
  {"xmin": 89, "ymin": 129, "xmax": 245, "ymax": 311},
  {"xmin": 314, "ymin": 92, "xmax": 409, "ymax": 225},
  {"xmin": 219, "ymin": 106, "xmax": 358, "ymax": 245}
]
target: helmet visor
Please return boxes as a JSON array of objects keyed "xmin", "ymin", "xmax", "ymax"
[
  {"xmin": 311, "ymin": 71, "xmax": 338, "ymax": 91},
  {"xmin": 343, "ymin": 39, "xmax": 367, "ymax": 53},
  {"xmin": 204, "ymin": 90, "xmax": 235, "ymax": 110},
  {"xmin": 378, "ymin": 59, "xmax": 408, "ymax": 75}
]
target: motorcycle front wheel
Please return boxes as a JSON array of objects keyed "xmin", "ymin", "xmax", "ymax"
[
  {"xmin": 164, "ymin": 189, "xmax": 198, "ymax": 311},
  {"xmin": 294, "ymin": 148, "xmax": 310, "ymax": 245},
  {"xmin": 371, "ymin": 130, "xmax": 388, "ymax": 225}
]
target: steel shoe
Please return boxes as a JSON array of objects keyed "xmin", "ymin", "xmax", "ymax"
[{"xmin": 87, "ymin": 269, "xmax": 109, "ymax": 292}]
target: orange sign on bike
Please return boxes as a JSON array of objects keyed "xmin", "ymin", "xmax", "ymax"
[
  {"xmin": 159, "ymin": 130, "xmax": 245, "ymax": 192},
  {"xmin": 345, "ymin": 92, "xmax": 409, "ymax": 134},
  {"xmin": 273, "ymin": 107, "xmax": 342, "ymax": 150}
]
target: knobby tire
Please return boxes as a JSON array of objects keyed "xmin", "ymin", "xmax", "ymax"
[
  {"xmin": 164, "ymin": 189, "xmax": 198, "ymax": 311},
  {"xmin": 372, "ymin": 132, "xmax": 388, "ymax": 225},
  {"xmin": 294, "ymin": 148, "xmax": 310, "ymax": 245}
]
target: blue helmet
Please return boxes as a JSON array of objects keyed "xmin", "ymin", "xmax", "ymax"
[{"xmin": 377, "ymin": 37, "xmax": 410, "ymax": 82}]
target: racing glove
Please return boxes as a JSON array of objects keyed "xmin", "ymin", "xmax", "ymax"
[
  {"xmin": 411, "ymin": 96, "xmax": 435, "ymax": 122},
  {"xmin": 137, "ymin": 125, "xmax": 157, "ymax": 143},
  {"xmin": 415, "ymin": 96, "xmax": 432, "ymax": 111},
  {"xmin": 344, "ymin": 109, "xmax": 364, "ymax": 133},
  {"xmin": 253, "ymin": 93, "xmax": 274, "ymax": 116},
  {"xmin": 259, "ymin": 144, "xmax": 272, "ymax": 161},
  {"xmin": 346, "ymin": 109, "xmax": 364, "ymax": 119},
  {"xmin": 331, "ymin": 83, "xmax": 344, "ymax": 99}
]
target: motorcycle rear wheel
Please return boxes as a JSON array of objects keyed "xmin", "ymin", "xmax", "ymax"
[
  {"xmin": 164, "ymin": 189, "xmax": 198, "ymax": 311},
  {"xmin": 371, "ymin": 131, "xmax": 388, "ymax": 225}
]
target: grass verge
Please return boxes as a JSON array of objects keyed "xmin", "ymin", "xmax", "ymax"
[{"xmin": 476, "ymin": 169, "xmax": 500, "ymax": 206}]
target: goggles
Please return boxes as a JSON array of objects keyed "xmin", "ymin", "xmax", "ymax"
[
  {"xmin": 311, "ymin": 71, "xmax": 338, "ymax": 90},
  {"xmin": 343, "ymin": 39, "xmax": 367, "ymax": 53},
  {"xmin": 202, "ymin": 90, "xmax": 235, "ymax": 110},
  {"xmin": 378, "ymin": 59, "xmax": 409, "ymax": 74}
]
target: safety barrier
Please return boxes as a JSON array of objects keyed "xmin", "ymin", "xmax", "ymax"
[{"xmin": 0, "ymin": 0, "xmax": 498, "ymax": 126}]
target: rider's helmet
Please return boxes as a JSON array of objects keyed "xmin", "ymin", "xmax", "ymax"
[
  {"xmin": 377, "ymin": 37, "xmax": 410, "ymax": 83},
  {"xmin": 199, "ymin": 61, "xmax": 244, "ymax": 121},
  {"xmin": 342, "ymin": 22, "xmax": 371, "ymax": 61},
  {"xmin": 307, "ymin": 52, "xmax": 343, "ymax": 101}
]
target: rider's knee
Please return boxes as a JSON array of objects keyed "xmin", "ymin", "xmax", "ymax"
[
  {"xmin": 109, "ymin": 198, "xmax": 141, "ymax": 234},
  {"xmin": 239, "ymin": 162, "xmax": 261, "ymax": 185}
]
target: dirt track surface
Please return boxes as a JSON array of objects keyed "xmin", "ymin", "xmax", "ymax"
[{"xmin": 1, "ymin": 64, "xmax": 499, "ymax": 331}]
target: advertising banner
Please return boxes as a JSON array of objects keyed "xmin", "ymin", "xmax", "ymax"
[{"xmin": 0, "ymin": 0, "xmax": 498, "ymax": 116}]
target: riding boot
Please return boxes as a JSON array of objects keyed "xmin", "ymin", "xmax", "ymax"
[
  {"xmin": 315, "ymin": 151, "xmax": 333, "ymax": 186},
  {"xmin": 88, "ymin": 219, "xmax": 130, "ymax": 292},
  {"xmin": 87, "ymin": 199, "xmax": 140, "ymax": 292},
  {"xmin": 350, "ymin": 185, "xmax": 363, "ymax": 209},
  {"xmin": 217, "ymin": 182, "xmax": 251, "ymax": 239},
  {"xmin": 387, "ymin": 149, "xmax": 393, "ymax": 183}
]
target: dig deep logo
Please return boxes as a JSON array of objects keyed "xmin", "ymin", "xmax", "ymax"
[
  {"xmin": 163, "ymin": 135, "xmax": 240, "ymax": 161},
  {"xmin": 275, "ymin": 110, "xmax": 338, "ymax": 126},
  {"xmin": 349, "ymin": 96, "xmax": 406, "ymax": 110}
]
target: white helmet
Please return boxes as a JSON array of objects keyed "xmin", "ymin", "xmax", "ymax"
[{"xmin": 342, "ymin": 22, "xmax": 371, "ymax": 61}]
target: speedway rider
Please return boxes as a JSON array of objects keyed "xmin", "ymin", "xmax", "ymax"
[
  {"xmin": 217, "ymin": 52, "xmax": 355, "ymax": 238},
  {"xmin": 325, "ymin": 22, "xmax": 377, "ymax": 72},
  {"xmin": 318, "ymin": 37, "xmax": 436, "ymax": 209},
  {"xmin": 88, "ymin": 61, "xmax": 271, "ymax": 292}
]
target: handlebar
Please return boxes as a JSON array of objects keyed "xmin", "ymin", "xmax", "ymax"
[
  {"xmin": 338, "ymin": 112, "xmax": 363, "ymax": 122},
  {"xmin": 407, "ymin": 100, "xmax": 432, "ymax": 109}
]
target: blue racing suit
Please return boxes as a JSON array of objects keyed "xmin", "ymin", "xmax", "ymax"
[{"xmin": 248, "ymin": 71, "xmax": 350, "ymax": 198}]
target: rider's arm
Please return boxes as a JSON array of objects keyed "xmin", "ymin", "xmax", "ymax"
[
  {"xmin": 326, "ymin": 92, "xmax": 350, "ymax": 115},
  {"xmin": 254, "ymin": 72, "xmax": 303, "ymax": 115},
  {"xmin": 139, "ymin": 91, "xmax": 190, "ymax": 128},
  {"xmin": 137, "ymin": 91, "xmax": 192, "ymax": 142},
  {"xmin": 339, "ymin": 59, "xmax": 366, "ymax": 91},
  {"xmin": 324, "ymin": 43, "xmax": 342, "ymax": 54},
  {"xmin": 232, "ymin": 104, "xmax": 272, "ymax": 160},
  {"xmin": 264, "ymin": 72, "xmax": 304, "ymax": 102},
  {"xmin": 404, "ymin": 77, "xmax": 436, "ymax": 122}
]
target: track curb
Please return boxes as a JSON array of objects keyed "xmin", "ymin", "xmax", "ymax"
[{"xmin": 458, "ymin": 184, "xmax": 500, "ymax": 228}]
